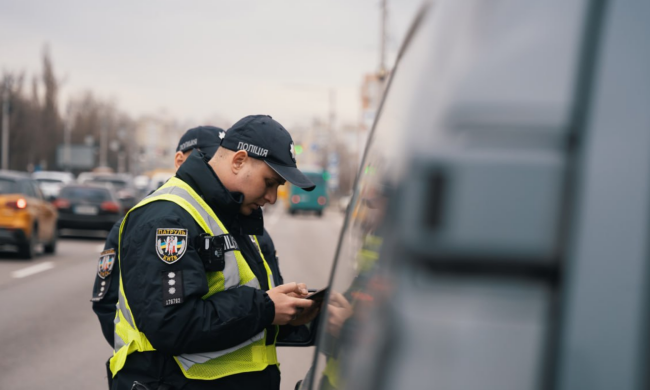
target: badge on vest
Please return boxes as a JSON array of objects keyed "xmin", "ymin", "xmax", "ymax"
[
  {"xmin": 156, "ymin": 228, "xmax": 188, "ymax": 264},
  {"xmin": 162, "ymin": 270, "xmax": 184, "ymax": 306},
  {"xmin": 97, "ymin": 248, "xmax": 116, "ymax": 279}
]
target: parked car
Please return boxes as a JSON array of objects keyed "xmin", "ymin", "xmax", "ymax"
[
  {"xmin": 53, "ymin": 184, "xmax": 124, "ymax": 232},
  {"xmin": 287, "ymin": 169, "xmax": 329, "ymax": 216},
  {"xmin": 286, "ymin": 2, "xmax": 650, "ymax": 390},
  {"xmin": 32, "ymin": 170, "xmax": 75, "ymax": 200},
  {"xmin": 0, "ymin": 170, "xmax": 58, "ymax": 258}
]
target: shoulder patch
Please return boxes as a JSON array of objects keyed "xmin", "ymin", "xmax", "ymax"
[
  {"xmin": 97, "ymin": 248, "xmax": 116, "ymax": 279},
  {"xmin": 156, "ymin": 228, "xmax": 188, "ymax": 264}
]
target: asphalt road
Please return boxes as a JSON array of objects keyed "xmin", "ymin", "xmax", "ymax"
[{"xmin": 0, "ymin": 204, "xmax": 343, "ymax": 390}]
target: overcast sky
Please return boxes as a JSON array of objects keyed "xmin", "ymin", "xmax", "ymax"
[{"xmin": 0, "ymin": 0, "xmax": 423, "ymax": 129}]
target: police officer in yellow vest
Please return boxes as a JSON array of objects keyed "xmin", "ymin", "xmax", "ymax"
[
  {"xmin": 110, "ymin": 115, "xmax": 318, "ymax": 390},
  {"xmin": 92, "ymin": 125, "xmax": 227, "ymax": 349}
]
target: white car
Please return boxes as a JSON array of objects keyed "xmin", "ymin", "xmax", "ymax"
[{"xmin": 32, "ymin": 171, "xmax": 75, "ymax": 200}]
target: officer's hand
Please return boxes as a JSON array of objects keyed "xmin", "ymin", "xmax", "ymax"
[
  {"xmin": 268, "ymin": 283, "xmax": 314, "ymax": 325},
  {"xmin": 327, "ymin": 292, "xmax": 353, "ymax": 338},
  {"xmin": 286, "ymin": 283, "xmax": 309, "ymax": 298}
]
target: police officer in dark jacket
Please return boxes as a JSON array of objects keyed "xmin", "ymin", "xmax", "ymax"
[
  {"xmin": 91, "ymin": 126, "xmax": 288, "ymax": 386},
  {"xmin": 108, "ymin": 115, "xmax": 319, "ymax": 390},
  {"xmin": 91, "ymin": 126, "xmax": 227, "ymax": 347}
]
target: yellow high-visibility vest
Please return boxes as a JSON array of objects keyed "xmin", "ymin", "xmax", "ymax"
[{"xmin": 109, "ymin": 177, "xmax": 278, "ymax": 380}]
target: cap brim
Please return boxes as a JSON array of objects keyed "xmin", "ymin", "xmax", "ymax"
[
  {"xmin": 199, "ymin": 145, "xmax": 220, "ymax": 160},
  {"xmin": 265, "ymin": 161, "xmax": 316, "ymax": 191}
]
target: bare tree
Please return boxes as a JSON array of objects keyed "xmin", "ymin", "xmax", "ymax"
[{"xmin": 39, "ymin": 46, "xmax": 63, "ymax": 170}]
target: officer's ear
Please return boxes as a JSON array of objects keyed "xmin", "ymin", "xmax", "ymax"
[
  {"xmin": 174, "ymin": 150, "xmax": 189, "ymax": 169},
  {"xmin": 231, "ymin": 150, "xmax": 249, "ymax": 174}
]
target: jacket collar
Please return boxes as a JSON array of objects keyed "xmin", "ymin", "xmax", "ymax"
[{"xmin": 175, "ymin": 150, "xmax": 264, "ymax": 235}]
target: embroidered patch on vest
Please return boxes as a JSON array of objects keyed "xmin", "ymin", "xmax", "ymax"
[
  {"xmin": 97, "ymin": 248, "xmax": 116, "ymax": 279},
  {"xmin": 162, "ymin": 270, "xmax": 184, "ymax": 306},
  {"xmin": 156, "ymin": 228, "xmax": 188, "ymax": 264}
]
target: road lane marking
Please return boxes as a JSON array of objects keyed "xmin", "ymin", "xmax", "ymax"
[{"xmin": 12, "ymin": 262, "xmax": 55, "ymax": 279}]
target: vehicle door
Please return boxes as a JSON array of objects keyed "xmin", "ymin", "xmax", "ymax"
[
  {"xmin": 300, "ymin": 0, "xmax": 611, "ymax": 389},
  {"xmin": 25, "ymin": 180, "xmax": 56, "ymax": 242},
  {"xmin": 301, "ymin": 5, "xmax": 431, "ymax": 389}
]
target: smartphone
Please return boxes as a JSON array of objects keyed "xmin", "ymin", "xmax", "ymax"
[{"xmin": 306, "ymin": 287, "xmax": 328, "ymax": 302}]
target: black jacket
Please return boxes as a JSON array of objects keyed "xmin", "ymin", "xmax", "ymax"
[
  {"xmin": 99, "ymin": 151, "xmax": 282, "ymax": 389},
  {"xmin": 91, "ymin": 223, "xmax": 282, "ymax": 348},
  {"xmin": 91, "ymin": 217, "xmax": 122, "ymax": 347}
]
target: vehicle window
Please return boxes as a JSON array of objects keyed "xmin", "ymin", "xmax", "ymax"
[
  {"xmin": 305, "ymin": 172, "xmax": 326, "ymax": 186},
  {"xmin": 0, "ymin": 178, "xmax": 19, "ymax": 194},
  {"xmin": 20, "ymin": 180, "xmax": 36, "ymax": 197},
  {"xmin": 88, "ymin": 178, "xmax": 128, "ymax": 190},
  {"xmin": 59, "ymin": 187, "xmax": 112, "ymax": 202},
  {"xmin": 35, "ymin": 178, "xmax": 64, "ymax": 184},
  {"xmin": 308, "ymin": 7, "xmax": 429, "ymax": 390}
]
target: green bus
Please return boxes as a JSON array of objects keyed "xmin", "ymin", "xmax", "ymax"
[{"xmin": 287, "ymin": 170, "xmax": 329, "ymax": 217}]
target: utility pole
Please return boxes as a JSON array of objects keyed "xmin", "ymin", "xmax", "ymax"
[
  {"xmin": 1, "ymin": 76, "xmax": 11, "ymax": 170},
  {"xmin": 99, "ymin": 115, "xmax": 108, "ymax": 168},
  {"xmin": 378, "ymin": 0, "xmax": 388, "ymax": 81},
  {"xmin": 63, "ymin": 102, "xmax": 74, "ymax": 172}
]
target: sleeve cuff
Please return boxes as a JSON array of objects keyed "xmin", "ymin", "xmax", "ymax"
[{"xmin": 262, "ymin": 291, "xmax": 275, "ymax": 326}]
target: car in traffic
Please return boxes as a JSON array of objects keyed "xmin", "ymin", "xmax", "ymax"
[
  {"xmin": 77, "ymin": 172, "xmax": 140, "ymax": 212},
  {"xmin": 284, "ymin": 2, "xmax": 650, "ymax": 390},
  {"xmin": 0, "ymin": 170, "xmax": 58, "ymax": 258},
  {"xmin": 287, "ymin": 169, "xmax": 329, "ymax": 216},
  {"xmin": 53, "ymin": 183, "xmax": 124, "ymax": 232},
  {"xmin": 32, "ymin": 170, "xmax": 75, "ymax": 200}
]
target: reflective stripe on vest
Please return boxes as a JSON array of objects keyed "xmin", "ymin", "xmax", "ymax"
[{"xmin": 110, "ymin": 177, "xmax": 278, "ymax": 379}]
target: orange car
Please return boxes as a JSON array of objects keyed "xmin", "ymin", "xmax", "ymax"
[{"xmin": 0, "ymin": 171, "xmax": 58, "ymax": 258}]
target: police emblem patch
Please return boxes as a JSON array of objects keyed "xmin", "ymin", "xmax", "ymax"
[
  {"xmin": 97, "ymin": 248, "xmax": 116, "ymax": 279},
  {"xmin": 156, "ymin": 228, "xmax": 188, "ymax": 264}
]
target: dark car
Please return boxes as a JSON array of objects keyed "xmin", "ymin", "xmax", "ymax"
[
  {"xmin": 77, "ymin": 172, "xmax": 139, "ymax": 212},
  {"xmin": 286, "ymin": 2, "xmax": 650, "ymax": 390},
  {"xmin": 53, "ymin": 184, "xmax": 124, "ymax": 232},
  {"xmin": 0, "ymin": 170, "xmax": 58, "ymax": 258}
]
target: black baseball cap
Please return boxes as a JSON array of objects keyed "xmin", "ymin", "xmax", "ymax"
[
  {"xmin": 176, "ymin": 126, "xmax": 225, "ymax": 159},
  {"xmin": 221, "ymin": 115, "xmax": 316, "ymax": 191}
]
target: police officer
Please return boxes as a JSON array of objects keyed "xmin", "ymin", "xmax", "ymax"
[
  {"xmin": 91, "ymin": 126, "xmax": 286, "ymax": 386},
  {"xmin": 109, "ymin": 115, "xmax": 318, "ymax": 390},
  {"xmin": 92, "ymin": 125, "xmax": 226, "ymax": 347}
]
